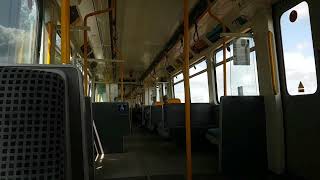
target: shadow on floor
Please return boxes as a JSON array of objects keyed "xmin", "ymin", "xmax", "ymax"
[{"xmin": 95, "ymin": 127, "xmax": 295, "ymax": 180}]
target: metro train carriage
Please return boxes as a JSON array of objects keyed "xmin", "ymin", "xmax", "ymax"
[{"xmin": 0, "ymin": 0, "xmax": 319, "ymax": 179}]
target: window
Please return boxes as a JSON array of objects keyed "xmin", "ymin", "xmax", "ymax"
[
  {"xmin": 162, "ymin": 83, "xmax": 167, "ymax": 96},
  {"xmin": 54, "ymin": 33, "xmax": 62, "ymax": 64},
  {"xmin": 190, "ymin": 60, "xmax": 207, "ymax": 76},
  {"xmin": 215, "ymin": 38, "xmax": 259, "ymax": 102},
  {"xmin": 144, "ymin": 88, "xmax": 150, "ymax": 105},
  {"xmin": 0, "ymin": 0, "xmax": 39, "ymax": 64},
  {"xmin": 190, "ymin": 72, "xmax": 209, "ymax": 102},
  {"xmin": 95, "ymin": 84, "xmax": 107, "ymax": 102},
  {"xmin": 280, "ymin": 1, "xmax": 317, "ymax": 95},
  {"xmin": 173, "ymin": 60, "xmax": 209, "ymax": 103},
  {"xmin": 174, "ymin": 82, "xmax": 185, "ymax": 103},
  {"xmin": 56, "ymin": 33, "xmax": 61, "ymax": 50},
  {"xmin": 105, "ymin": 84, "xmax": 119, "ymax": 102},
  {"xmin": 156, "ymin": 86, "xmax": 161, "ymax": 102},
  {"xmin": 174, "ymin": 73, "xmax": 184, "ymax": 83}
]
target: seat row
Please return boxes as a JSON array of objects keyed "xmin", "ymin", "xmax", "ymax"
[{"xmin": 138, "ymin": 96, "xmax": 268, "ymax": 175}]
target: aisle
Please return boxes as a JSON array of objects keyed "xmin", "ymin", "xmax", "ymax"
[{"xmin": 95, "ymin": 128, "xmax": 218, "ymax": 180}]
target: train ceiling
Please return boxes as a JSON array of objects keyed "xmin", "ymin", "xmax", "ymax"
[{"xmin": 56, "ymin": 0, "xmax": 278, "ymax": 86}]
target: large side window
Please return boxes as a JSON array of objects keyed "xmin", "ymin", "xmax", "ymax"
[
  {"xmin": 173, "ymin": 81, "xmax": 185, "ymax": 103},
  {"xmin": 0, "ymin": 0, "xmax": 39, "ymax": 64},
  {"xmin": 280, "ymin": 1, "xmax": 317, "ymax": 95},
  {"xmin": 173, "ymin": 59, "xmax": 209, "ymax": 103},
  {"xmin": 156, "ymin": 86, "xmax": 161, "ymax": 102},
  {"xmin": 215, "ymin": 38, "xmax": 259, "ymax": 102},
  {"xmin": 189, "ymin": 61, "xmax": 209, "ymax": 103}
]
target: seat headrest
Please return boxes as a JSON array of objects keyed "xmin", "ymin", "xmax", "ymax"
[
  {"xmin": 154, "ymin": 102, "xmax": 164, "ymax": 106},
  {"xmin": 167, "ymin": 98, "xmax": 181, "ymax": 104}
]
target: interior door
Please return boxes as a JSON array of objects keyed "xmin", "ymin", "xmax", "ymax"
[{"xmin": 273, "ymin": 0, "xmax": 320, "ymax": 179}]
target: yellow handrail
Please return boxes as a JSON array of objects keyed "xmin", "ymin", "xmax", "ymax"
[
  {"xmin": 267, "ymin": 31, "xmax": 278, "ymax": 95},
  {"xmin": 83, "ymin": 8, "xmax": 113, "ymax": 96},
  {"xmin": 61, "ymin": 0, "xmax": 70, "ymax": 64},
  {"xmin": 46, "ymin": 21, "xmax": 53, "ymax": 64},
  {"xmin": 183, "ymin": 0, "xmax": 192, "ymax": 180}
]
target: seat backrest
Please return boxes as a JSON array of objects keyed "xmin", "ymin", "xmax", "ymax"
[
  {"xmin": 151, "ymin": 105, "xmax": 163, "ymax": 125},
  {"xmin": 220, "ymin": 96, "xmax": 267, "ymax": 175},
  {"xmin": 92, "ymin": 102, "xmax": 129, "ymax": 153},
  {"xmin": 0, "ymin": 66, "xmax": 89, "ymax": 180},
  {"xmin": 154, "ymin": 102, "xmax": 164, "ymax": 106},
  {"xmin": 167, "ymin": 98, "xmax": 181, "ymax": 104},
  {"xmin": 164, "ymin": 103, "xmax": 217, "ymax": 128}
]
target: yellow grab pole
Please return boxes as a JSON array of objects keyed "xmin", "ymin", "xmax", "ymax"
[
  {"xmin": 46, "ymin": 21, "xmax": 53, "ymax": 64},
  {"xmin": 83, "ymin": 8, "xmax": 113, "ymax": 96},
  {"xmin": 61, "ymin": 0, "xmax": 70, "ymax": 64},
  {"xmin": 183, "ymin": 0, "xmax": 192, "ymax": 180},
  {"xmin": 222, "ymin": 38, "xmax": 227, "ymax": 96},
  {"xmin": 267, "ymin": 31, "xmax": 278, "ymax": 95}
]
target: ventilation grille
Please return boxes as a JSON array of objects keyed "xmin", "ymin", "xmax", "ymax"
[{"xmin": 0, "ymin": 68, "xmax": 66, "ymax": 179}]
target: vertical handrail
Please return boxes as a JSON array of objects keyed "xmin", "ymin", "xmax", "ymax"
[
  {"xmin": 267, "ymin": 31, "xmax": 278, "ymax": 95},
  {"xmin": 183, "ymin": 0, "xmax": 192, "ymax": 180},
  {"xmin": 83, "ymin": 8, "xmax": 113, "ymax": 95},
  {"xmin": 46, "ymin": 21, "xmax": 53, "ymax": 64},
  {"xmin": 222, "ymin": 38, "xmax": 227, "ymax": 96},
  {"xmin": 61, "ymin": 0, "xmax": 70, "ymax": 64}
]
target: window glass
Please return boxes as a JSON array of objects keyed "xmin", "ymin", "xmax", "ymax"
[
  {"xmin": 95, "ymin": 84, "xmax": 107, "ymax": 102},
  {"xmin": 190, "ymin": 72, "xmax": 209, "ymax": 102},
  {"xmin": 0, "ymin": 0, "xmax": 38, "ymax": 64},
  {"xmin": 173, "ymin": 59, "xmax": 209, "ymax": 103},
  {"xmin": 174, "ymin": 73, "xmax": 184, "ymax": 83},
  {"xmin": 56, "ymin": 33, "xmax": 61, "ymax": 50},
  {"xmin": 174, "ymin": 82, "xmax": 185, "ymax": 103},
  {"xmin": 190, "ymin": 60, "xmax": 207, "ymax": 76},
  {"xmin": 162, "ymin": 83, "xmax": 167, "ymax": 96},
  {"xmin": 229, "ymin": 52, "xmax": 259, "ymax": 96},
  {"xmin": 215, "ymin": 61, "xmax": 231, "ymax": 101},
  {"xmin": 280, "ymin": 1, "xmax": 317, "ymax": 95},
  {"xmin": 156, "ymin": 86, "xmax": 161, "ymax": 102},
  {"xmin": 105, "ymin": 84, "xmax": 118, "ymax": 102},
  {"xmin": 215, "ymin": 44, "xmax": 233, "ymax": 64},
  {"xmin": 215, "ymin": 39, "xmax": 259, "ymax": 102},
  {"xmin": 144, "ymin": 88, "xmax": 150, "ymax": 105}
]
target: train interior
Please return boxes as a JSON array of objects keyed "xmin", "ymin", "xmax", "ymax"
[{"xmin": 0, "ymin": 0, "xmax": 319, "ymax": 179}]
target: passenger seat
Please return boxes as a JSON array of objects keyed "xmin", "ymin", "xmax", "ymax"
[{"xmin": 0, "ymin": 66, "xmax": 90, "ymax": 180}]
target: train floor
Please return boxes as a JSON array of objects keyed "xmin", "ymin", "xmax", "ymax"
[{"xmin": 94, "ymin": 127, "xmax": 293, "ymax": 180}]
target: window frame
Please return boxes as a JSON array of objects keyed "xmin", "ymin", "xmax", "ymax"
[
  {"xmin": 277, "ymin": 1, "xmax": 318, "ymax": 96},
  {"xmin": 213, "ymin": 40, "xmax": 258, "ymax": 103},
  {"xmin": 172, "ymin": 57, "xmax": 210, "ymax": 103}
]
